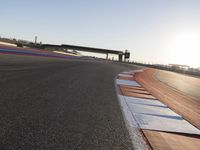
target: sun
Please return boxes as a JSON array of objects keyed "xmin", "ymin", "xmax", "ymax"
[{"xmin": 168, "ymin": 31, "xmax": 200, "ymax": 68}]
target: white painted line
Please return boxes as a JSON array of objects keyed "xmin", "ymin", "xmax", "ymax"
[
  {"xmin": 118, "ymin": 74, "xmax": 133, "ymax": 78},
  {"xmin": 117, "ymin": 95, "xmax": 151, "ymax": 150},
  {"xmin": 116, "ymin": 79, "xmax": 141, "ymax": 86}
]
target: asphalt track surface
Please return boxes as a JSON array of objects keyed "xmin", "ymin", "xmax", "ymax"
[{"xmin": 0, "ymin": 54, "xmax": 139, "ymax": 150}]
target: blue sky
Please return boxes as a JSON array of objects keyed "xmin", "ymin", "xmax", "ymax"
[{"xmin": 1, "ymin": 0, "xmax": 200, "ymax": 67}]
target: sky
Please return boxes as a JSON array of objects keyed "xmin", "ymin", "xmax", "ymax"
[{"xmin": 1, "ymin": 0, "xmax": 200, "ymax": 67}]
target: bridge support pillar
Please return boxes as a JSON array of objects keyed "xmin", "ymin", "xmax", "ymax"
[
  {"xmin": 118, "ymin": 53, "xmax": 123, "ymax": 62},
  {"xmin": 106, "ymin": 53, "xmax": 108, "ymax": 59}
]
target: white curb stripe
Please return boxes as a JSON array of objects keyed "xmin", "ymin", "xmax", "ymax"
[
  {"xmin": 117, "ymin": 95, "xmax": 151, "ymax": 150},
  {"xmin": 123, "ymin": 95, "xmax": 200, "ymax": 135},
  {"xmin": 118, "ymin": 74, "xmax": 133, "ymax": 78},
  {"xmin": 116, "ymin": 79, "xmax": 141, "ymax": 87}
]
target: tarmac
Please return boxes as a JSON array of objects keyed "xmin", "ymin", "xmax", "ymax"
[{"xmin": 0, "ymin": 53, "xmax": 140, "ymax": 150}]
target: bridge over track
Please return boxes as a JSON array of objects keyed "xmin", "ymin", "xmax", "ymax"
[{"xmin": 41, "ymin": 44, "xmax": 129, "ymax": 61}]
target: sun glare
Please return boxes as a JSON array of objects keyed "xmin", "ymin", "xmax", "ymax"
[{"xmin": 168, "ymin": 32, "xmax": 200, "ymax": 68}]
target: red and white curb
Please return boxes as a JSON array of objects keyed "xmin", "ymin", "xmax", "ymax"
[
  {"xmin": 116, "ymin": 70, "xmax": 151, "ymax": 150},
  {"xmin": 115, "ymin": 69, "xmax": 200, "ymax": 149}
]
